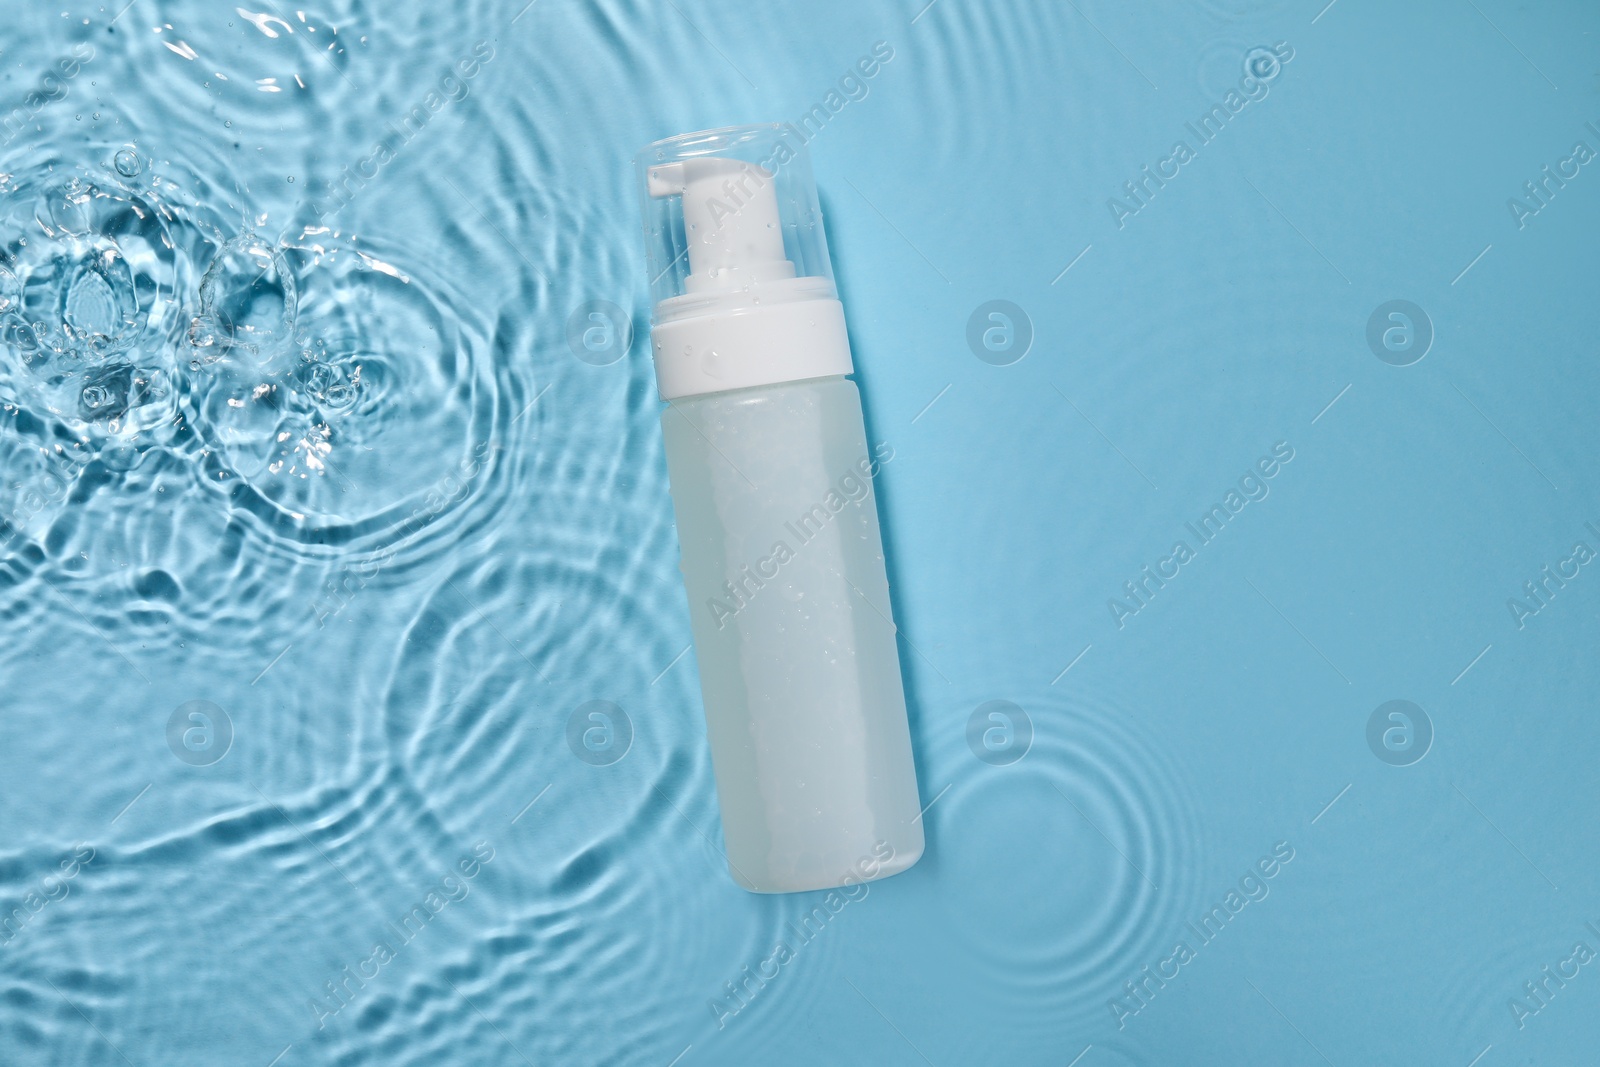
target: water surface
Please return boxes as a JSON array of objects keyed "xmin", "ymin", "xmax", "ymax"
[{"xmin": 3, "ymin": 1, "xmax": 1600, "ymax": 1064}]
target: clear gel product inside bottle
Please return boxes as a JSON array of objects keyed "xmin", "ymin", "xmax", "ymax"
[{"xmin": 636, "ymin": 124, "xmax": 924, "ymax": 893}]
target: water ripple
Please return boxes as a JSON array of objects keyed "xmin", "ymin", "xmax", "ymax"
[{"xmin": 922, "ymin": 687, "xmax": 1204, "ymax": 1032}]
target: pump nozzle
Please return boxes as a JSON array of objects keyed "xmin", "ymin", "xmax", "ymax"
[
  {"xmin": 636, "ymin": 125, "xmax": 852, "ymax": 400},
  {"xmin": 647, "ymin": 157, "xmax": 795, "ymax": 293}
]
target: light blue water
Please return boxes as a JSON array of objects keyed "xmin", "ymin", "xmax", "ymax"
[{"xmin": 2, "ymin": 1, "xmax": 1599, "ymax": 1064}]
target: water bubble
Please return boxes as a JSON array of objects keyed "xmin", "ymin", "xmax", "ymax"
[
  {"xmin": 191, "ymin": 232, "xmax": 297, "ymax": 363},
  {"xmin": 297, "ymin": 355, "xmax": 362, "ymax": 412},
  {"xmin": 0, "ymin": 164, "xmax": 206, "ymax": 449},
  {"xmin": 113, "ymin": 148, "xmax": 142, "ymax": 178},
  {"xmin": 79, "ymin": 364, "xmax": 136, "ymax": 422},
  {"xmin": 171, "ymin": 225, "xmax": 505, "ymax": 596},
  {"xmin": 1, "ymin": 312, "xmax": 43, "ymax": 357}
]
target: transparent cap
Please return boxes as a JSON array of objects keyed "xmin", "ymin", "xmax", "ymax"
[{"xmin": 634, "ymin": 124, "xmax": 836, "ymax": 322}]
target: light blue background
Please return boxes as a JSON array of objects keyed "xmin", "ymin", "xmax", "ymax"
[{"xmin": 2, "ymin": 1, "xmax": 1599, "ymax": 1064}]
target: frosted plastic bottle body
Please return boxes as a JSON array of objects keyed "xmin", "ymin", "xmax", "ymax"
[{"xmin": 661, "ymin": 375, "xmax": 923, "ymax": 893}]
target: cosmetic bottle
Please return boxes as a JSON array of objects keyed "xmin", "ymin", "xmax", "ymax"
[{"xmin": 634, "ymin": 124, "xmax": 924, "ymax": 893}]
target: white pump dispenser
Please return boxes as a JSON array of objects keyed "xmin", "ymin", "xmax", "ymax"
[
  {"xmin": 635, "ymin": 124, "xmax": 924, "ymax": 894},
  {"xmin": 640, "ymin": 139, "xmax": 854, "ymax": 403},
  {"xmin": 645, "ymin": 156, "xmax": 795, "ymax": 290}
]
